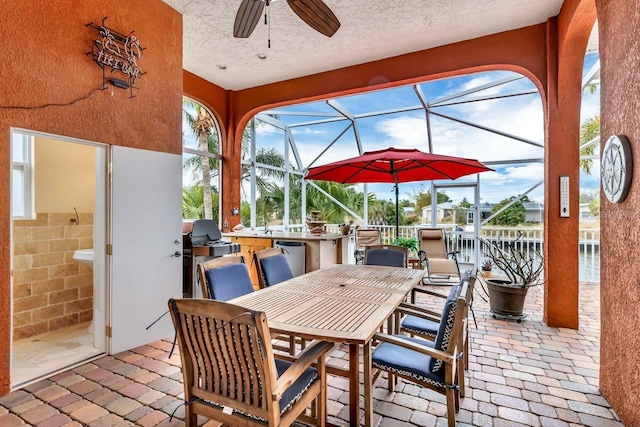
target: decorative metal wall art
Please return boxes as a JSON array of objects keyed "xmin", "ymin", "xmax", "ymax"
[
  {"xmin": 601, "ymin": 135, "xmax": 633, "ymax": 203},
  {"xmin": 87, "ymin": 17, "xmax": 146, "ymax": 97}
]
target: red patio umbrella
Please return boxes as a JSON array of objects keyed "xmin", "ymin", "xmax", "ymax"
[{"xmin": 305, "ymin": 147, "xmax": 493, "ymax": 237}]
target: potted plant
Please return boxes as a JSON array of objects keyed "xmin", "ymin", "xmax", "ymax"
[
  {"xmin": 338, "ymin": 220, "xmax": 354, "ymax": 235},
  {"xmin": 481, "ymin": 258, "xmax": 494, "ymax": 277},
  {"xmin": 479, "ymin": 232, "xmax": 543, "ymax": 319},
  {"xmin": 392, "ymin": 236, "xmax": 419, "ymax": 256}
]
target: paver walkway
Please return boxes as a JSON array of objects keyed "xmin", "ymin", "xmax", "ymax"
[{"xmin": 0, "ymin": 279, "xmax": 623, "ymax": 426}]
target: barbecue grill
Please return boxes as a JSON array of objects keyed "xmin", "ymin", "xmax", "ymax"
[{"xmin": 183, "ymin": 219, "xmax": 241, "ymax": 297}]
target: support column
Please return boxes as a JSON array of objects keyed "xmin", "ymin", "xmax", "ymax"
[
  {"xmin": 544, "ymin": 17, "xmax": 579, "ymax": 328},
  {"xmin": 222, "ymin": 91, "xmax": 243, "ymax": 231},
  {"xmin": 543, "ymin": 0, "xmax": 596, "ymax": 328}
]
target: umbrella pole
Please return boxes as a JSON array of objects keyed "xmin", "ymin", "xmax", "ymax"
[
  {"xmin": 395, "ymin": 183, "xmax": 399, "ymax": 240},
  {"xmin": 391, "ymin": 161, "xmax": 399, "ymax": 240}
]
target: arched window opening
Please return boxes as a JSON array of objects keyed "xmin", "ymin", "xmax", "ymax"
[
  {"xmin": 182, "ymin": 97, "xmax": 222, "ymax": 222},
  {"xmin": 238, "ymin": 66, "xmax": 596, "ymax": 281},
  {"xmin": 243, "ymin": 70, "xmax": 545, "ymax": 234},
  {"xmin": 578, "ymin": 22, "xmax": 601, "ymax": 283}
]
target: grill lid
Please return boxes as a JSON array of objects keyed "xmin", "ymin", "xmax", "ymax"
[{"xmin": 190, "ymin": 219, "xmax": 222, "ymax": 245}]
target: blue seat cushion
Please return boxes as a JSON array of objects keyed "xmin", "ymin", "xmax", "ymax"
[
  {"xmin": 195, "ymin": 359, "xmax": 317, "ymax": 419},
  {"xmin": 403, "ymin": 283, "xmax": 461, "ymax": 338},
  {"xmin": 260, "ymin": 255, "xmax": 295, "ymax": 286},
  {"xmin": 205, "ymin": 263, "xmax": 254, "ymax": 301},
  {"xmin": 372, "ymin": 335, "xmax": 446, "ymax": 389},
  {"xmin": 275, "ymin": 359, "xmax": 318, "ymax": 414},
  {"xmin": 365, "ymin": 249, "xmax": 405, "ymax": 267},
  {"xmin": 401, "ymin": 315, "xmax": 439, "ymax": 338}
]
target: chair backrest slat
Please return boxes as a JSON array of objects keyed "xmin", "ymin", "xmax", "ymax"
[
  {"xmin": 206, "ymin": 317, "xmax": 224, "ymax": 395},
  {"xmin": 242, "ymin": 323, "xmax": 263, "ymax": 407}
]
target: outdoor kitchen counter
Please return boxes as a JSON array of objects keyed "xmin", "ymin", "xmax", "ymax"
[{"xmin": 222, "ymin": 231, "xmax": 350, "ymax": 275}]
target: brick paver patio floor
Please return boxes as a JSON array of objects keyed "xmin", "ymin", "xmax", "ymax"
[{"xmin": 0, "ymin": 279, "xmax": 623, "ymax": 426}]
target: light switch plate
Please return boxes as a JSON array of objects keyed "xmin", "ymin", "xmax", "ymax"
[{"xmin": 560, "ymin": 176, "xmax": 570, "ymax": 217}]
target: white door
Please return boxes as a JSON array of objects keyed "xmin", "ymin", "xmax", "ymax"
[{"xmin": 110, "ymin": 146, "xmax": 183, "ymax": 354}]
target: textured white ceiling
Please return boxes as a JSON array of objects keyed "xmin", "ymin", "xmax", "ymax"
[{"xmin": 162, "ymin": 0, "xmax": 564, "ymax": 91}]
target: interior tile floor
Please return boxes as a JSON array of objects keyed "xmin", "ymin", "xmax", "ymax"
[
  {"xmin": 11, "ymin": 322, "xmax": 104, "ymax": 390},
  {"xmin": 0, "ymin": 279, "xmax": 623, "ymax": 426}
]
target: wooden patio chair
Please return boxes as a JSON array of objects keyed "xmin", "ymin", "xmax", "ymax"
[
  {"xmin": 371, "ymin": 275, "xmax": 473, "ymax": 427},
  {"xmin": 354, "ymin": 228, "xmax": 381, "ymax": 264},
  {"xmin": 253, "ymin": 247, "xmax": 295, "ymax": 289},
  {"xmin": 168, "ymin": 298, "xmax": 333, "ymax": 427},
  {"xmin": 395, "ymin": 270, "xmax": 477, "ymax": 397},
  {"xmin": 196, "ymin": 255, "xmax": 254, "ymax": 300},
  {"xmin": 417, "ymin": 228, "xmax": 461, "ymax": 284},
  {"xmin": 364, "ymin": 244, "xmax": 408, "ymax": 268},
  {"xmin": 253, "ymin": 247, "xmax": 307, "ymax": 353}
]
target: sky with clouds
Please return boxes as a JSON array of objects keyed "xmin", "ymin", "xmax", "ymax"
[{"xmin": 251, "ymin": 52, "xmax": 600, "ymax": 208}]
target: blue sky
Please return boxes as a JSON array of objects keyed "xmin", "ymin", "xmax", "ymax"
[{"xmin": 252, "ymin": 53, "xmax": 600, "ymax": 207}]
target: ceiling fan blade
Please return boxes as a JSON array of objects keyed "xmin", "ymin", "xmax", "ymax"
[
  {"xmin": 234, "ymin": 0, "xmax": 265, "ymax": 38},
  {"xmin": 286, "ymin": 0, "xmax": 341, "ymax": 37}
]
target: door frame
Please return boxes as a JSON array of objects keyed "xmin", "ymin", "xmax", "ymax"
[{"xmin": 9, "ymin": 128, "xmax": 108, "ymax": 388}]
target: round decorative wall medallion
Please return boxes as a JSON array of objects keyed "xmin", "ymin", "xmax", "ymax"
[{"xmin": 601, "ymin": 135, "xmax": 633, "ymax": 203}]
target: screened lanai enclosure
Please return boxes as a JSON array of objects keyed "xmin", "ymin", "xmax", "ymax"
[
  {"xmin": 183, "ymin": 61, "xmax": 601, "ymax": 273},
  {"xmin": 239, "ymin": 64, "xmax": 599, "ymax": 267}
]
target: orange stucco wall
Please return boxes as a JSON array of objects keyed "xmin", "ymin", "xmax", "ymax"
[
  {"xmin": 0, "ymin": 0, "xmax": 182, "ymax": 393},
  {"xmin": 598, "ymin": 0, "xmax": 640, "ymax": 424}
]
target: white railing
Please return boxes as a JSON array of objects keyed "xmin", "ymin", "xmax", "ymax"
[
  {"xmin": 287, "ymin": 224, "xmax": 599, "ymax": 249},
  {"xmin": 282, "ymin": 223, "xmax": 599, "ymax": 266},
  {"xmin": 319, "ymin": 223, "xmax": 600, "ymax": 282}
]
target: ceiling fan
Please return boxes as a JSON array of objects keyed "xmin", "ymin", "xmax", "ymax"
[{"xmin": 234, "ymin": 0, "xmax": 341, "ymax": 39}]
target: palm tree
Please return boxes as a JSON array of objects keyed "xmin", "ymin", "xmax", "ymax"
[
  {"xmin": 304, "ymin": 181, "xmax": 365, "ymax": 223},
  {"xmin": 580, "ymin": 114, "xmax": 600, "ymax": 175},
  {"xmin": 368, "ymin": 198, "xmax": 397, "ymax": 226},
  {"xmin": 194, "ymin": 109, "xmax": 215, "ymax": 219},
  {"xmin": 182, "ymin": 186, "xmax": 204, "ymax": 219},
  {"xmin": 183, "ymin": 99, "xmax": 219, "ymax": 220},
  {"xmin": 240, "ymin": 121, "xmax": 289, "ymax": 201},
  {"xmin": 240, "ymin": 120, "xmax": 303, "ymax": 226},
  {"xmin": 182, "ymin": 186, "xmax": 220, "ymax": 220}
]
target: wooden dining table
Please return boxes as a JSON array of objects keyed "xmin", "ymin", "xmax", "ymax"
[{"xmin": 230, "ymin": 264, "xmax": 425, "ymax": 427}]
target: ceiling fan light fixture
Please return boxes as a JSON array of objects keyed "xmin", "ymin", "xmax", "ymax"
[{"xmin": 257, "ymin": 53, "xmax": 267, "ymax": 60}]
